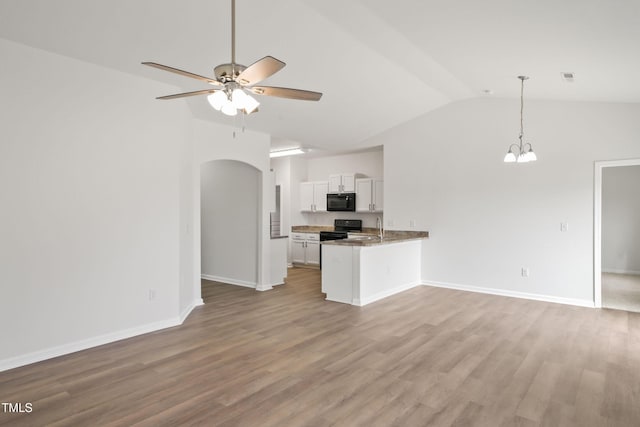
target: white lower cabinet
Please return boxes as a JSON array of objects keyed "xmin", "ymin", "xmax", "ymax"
[
  {"xmin": 291, "ymin": 233, "xmax": 320, "ymax": 266},
  {"xmin": 292, "ymin": 239, "xmax": 306, "ymax": 264}
]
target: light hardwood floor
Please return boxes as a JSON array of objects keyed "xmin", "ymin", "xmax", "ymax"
[
  {"xmin": 602, "ymin": 272, "xmax": 640, "ymax": 313},
  {"xmin": 1, "ymin": 268, "xmax": 640, "ymax": 426}
]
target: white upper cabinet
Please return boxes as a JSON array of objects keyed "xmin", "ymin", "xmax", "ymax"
[
  {"xmin": 356, "ymin": 178, "xmax": 383, "ymax": 212},
  {"xmin": 373, "ymin": 179, "xmax": 384, "ymax": 212},
  {"xmin": 300, "ymin": 181, "xmax": 328, "ymax": 212},
  {"xmin": 300, "ymin": 182, "xmax": 314, "ymax": 212},
  {"xmin": 314, "ymin": 181, "xmax": 328, "ymax": 211},
  {"xmin": 329, "ymin": 173, "xmax": 357, "ymax": 193}
]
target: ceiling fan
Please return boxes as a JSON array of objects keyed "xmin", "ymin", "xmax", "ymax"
[{"xmin": 142, "ymin": 0, "xmax": 322, "ymax": 116}]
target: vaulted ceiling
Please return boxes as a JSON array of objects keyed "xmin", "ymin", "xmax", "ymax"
[{"xmin": 1, "ymin": 0, "xmax": 639, "ymax": 151}]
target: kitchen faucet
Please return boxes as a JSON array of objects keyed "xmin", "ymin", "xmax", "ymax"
[{"xmin": 377, "ymin": 217, "xmax": 384, "ymax": 240}]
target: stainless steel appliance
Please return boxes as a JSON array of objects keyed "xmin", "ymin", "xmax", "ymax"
[
  {"xmin": 326, "ymin": 193, "xmax": 356, "ymax": 212},
  {"xmin": 319, "ymin": 219, "xmax": 362, "ymax": 268}
]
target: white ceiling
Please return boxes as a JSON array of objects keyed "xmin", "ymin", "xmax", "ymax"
[{"xmin": 1, "ymin": 0, "xmax": 639, "ymax": 151}]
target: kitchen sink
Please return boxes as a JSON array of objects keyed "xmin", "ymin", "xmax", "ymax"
[{"xmin": 347, "ymin": 235, "xmax": 378, "ymax": 241}]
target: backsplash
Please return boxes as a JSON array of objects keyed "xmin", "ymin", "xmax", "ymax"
[{"xmin": 302, "ymin": 211, "xmax": 383, "ymax": 228}]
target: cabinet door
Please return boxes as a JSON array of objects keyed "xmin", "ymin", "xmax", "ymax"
[
  {"xmin": 313, "ymin": 182, "xmax": 328, "ymax": 211},
  {"xmin": 341, "ymin": 173, "xmax": 356, "ymax": 192},
  {"xmin": 300, "ymin": 182, "xmax": 314, "ymax": 211},
  {"xmin": 372, "ymin": 179, "xmax": 384, "ymax": 212},
  {"xmin": 306, "ymin": 240, "xmax": 320, "ymax": 266},
  {"xmin": 328, "ymin": 175, "xmax": 342, "ymax": 193},
  {"xmin": 292, "ymin": 240, "xmax": 306, "ymax": 264},
  {"xmin": 355, "ymin": 178, "xmax": 373, "ymax": 212}
]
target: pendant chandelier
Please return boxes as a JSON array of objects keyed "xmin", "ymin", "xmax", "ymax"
[{"xmin": 504, "ymin": 76, "xmax": 537, "ymax": 163}]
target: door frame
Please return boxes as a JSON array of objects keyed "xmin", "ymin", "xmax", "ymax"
[{"xmin": 594, "ymin": 158, "xmax": 640, "ymax": 308}]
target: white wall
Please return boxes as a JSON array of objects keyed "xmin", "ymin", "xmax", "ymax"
[
  {"xmin": 270, "ymin": 155, "xmax": 308, "ymax": 264},
  {"xmin": 0, "ymin": 38, "xmax": 193, "ymax": 368},
  {"xmin": 270, "ymin": 156, "xmax": 292, "ymax": 239},
  {"xmin": 306, "ymin": 149, "xmax": 383, "ymax": 181},
  {"xmin": 602, "ymin": 165, "xmax": 640, "ymax": 274},
  {"xmin": 373, "ymin": 98, "xmax": 640, "ymax": 305},
  {"xmin": 201, "ymin": 160, "xmax": 260, "ymax": 286},
  {"xmin": 289, "ymin": 156, "xmax": 309, "ymax": 229}
]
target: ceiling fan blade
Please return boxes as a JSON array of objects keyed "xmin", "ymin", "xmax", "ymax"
[
  {"xmin": 236, "ymin": 56, "xmax": 286, "ymax": 86},
  {"xmin": 156, "ymin": 89, "xmax": 219, "ymax": 100},
  {"xmin": 249, "ymin": 86, "xmax": 323, "ymax": 101},
  {"xmin": 142, "ymin": 62, "xmax": 222, "ymax": 86}
]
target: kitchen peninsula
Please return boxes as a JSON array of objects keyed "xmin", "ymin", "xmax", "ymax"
[{"xmin": 321, "ymin": 230, "xmax": 428, "ymax": 306}]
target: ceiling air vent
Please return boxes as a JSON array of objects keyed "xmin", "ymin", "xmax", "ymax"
[{"xmin": 561, "ymin": 72, "xmax": 575, "ymax": 82}]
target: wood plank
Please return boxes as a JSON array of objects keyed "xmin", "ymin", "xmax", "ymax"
[{"xmin": 1, "ymin": 268, "xmax": 640, "ymax": 426}]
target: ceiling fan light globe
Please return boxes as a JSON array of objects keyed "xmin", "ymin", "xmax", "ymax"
[
  {"xmin": 221, "ymin": 101, "xmax": 238, "ymax": 116},
  {"xmin": 207, "ymin": 91, "xmax": 227, "ymax": 111},
  {"xmin": 243, "ymin": 94, "xmax": 260, "ymax": 114},
  {"xmin": 231, "ymin": 88, "xmax": 249, "ymax": 109}
]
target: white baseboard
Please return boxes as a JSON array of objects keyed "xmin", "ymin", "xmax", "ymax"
[
  {"xmin": 0, "ymin": 297, "xmax": 204, "ymax": 373},
  {"xmin": 256, "ymin": 283, "xmax": 273, "ymax": 292},
  {"xmin": 325, "ymin": 296, "xmax": 353, "ymax": 305},
  {"xmin": 180, "ymin": 298, "xmax": 204, "ymax": 323},
  {"xmin": 354, "ymin": 281, "xmax": 422, "ymax": 307},
  {"xmin": 603, "ymin": 269, "xmax": 640, "ymax": 276},
  {"xmin": 423, "ymin": 280, "xmax": 595, "ymax": 308},
  {"xmin": 201, "ymin": 274, "xmax": 256, "ymax": 288}
]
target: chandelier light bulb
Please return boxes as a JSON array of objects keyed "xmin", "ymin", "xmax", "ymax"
[
  {"xmin": 504, "ymin": 151, "xmax": 517, "ymax": 163},
  {"xmin": 207, "ymin": 91, "xmax": 228, "ymax": 111},
  {"xmin": 526, "ymin": 149, "xmax": 537, "ymax": 162}
]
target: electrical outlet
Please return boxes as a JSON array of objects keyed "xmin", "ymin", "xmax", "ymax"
[
  {"xmin": 560, "ymin": 222, "xmax": 568, "ymax": 232},
  {"xmin": 521, "ymin": 268, "xmax": 529, "ymax": 277},
  {"xmin": 148, "ymin": 289, "xmax": 157, "ymax": 301},
  {"xmin": 409, "ymin": 219, "xmax": 416, "ymax": 228}
]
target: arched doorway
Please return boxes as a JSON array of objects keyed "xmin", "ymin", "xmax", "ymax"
[{"xmin": 200, "ymin": 159, "xmax": 261, "ymax": 288}]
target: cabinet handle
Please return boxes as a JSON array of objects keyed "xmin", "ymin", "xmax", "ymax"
[{"xmin": 372, "ymin": 203, "xmax": 375, "ymax": 211}]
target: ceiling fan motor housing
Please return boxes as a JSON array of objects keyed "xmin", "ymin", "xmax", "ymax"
[{"xmin": 214, "ymin": 63, "xmax": 247, "ymax": 83}]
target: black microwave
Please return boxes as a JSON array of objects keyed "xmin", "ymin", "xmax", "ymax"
[{"xmin": 327, "ymin": 193, "xmax": 356, "ymax": 211}]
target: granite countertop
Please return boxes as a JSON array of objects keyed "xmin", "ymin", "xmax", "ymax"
[
  {"xmin": 291, "ymin": 226, "xmax": 382, "ymax": 234},
  {"xmin": 291, "ymin": 225, "xmax": 331, "ymax": 233},
  {"xmin": 321, "ymin": 230, "xmax": 429, "ymax": 246}
]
